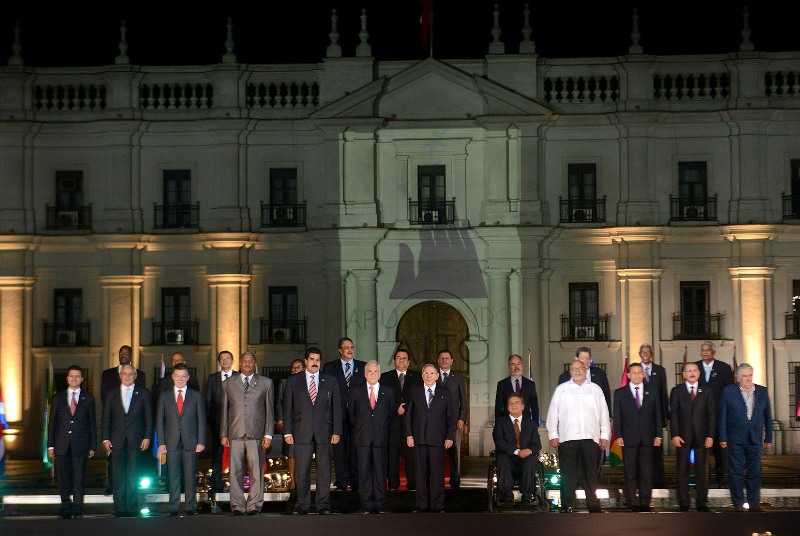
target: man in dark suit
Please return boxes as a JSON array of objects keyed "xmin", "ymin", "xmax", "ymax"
[
  {"xmin": 696, "ymin": 341, "xmax": 733, "ymax": 487},
  {"xmin": 492, "ymin": 393, "xmax": 541, "ymax": 507},
  {"xmin": 322, "ymin": 337, "xmax": 366, "ymax": 491},
  {"xmin": 101, "ymin": 364, "xmax": 153, "ymax": 517},
  {"xmin": 437, "ymin": 349, "xmax": 467, "ymax": 490},
  {"xmin": 613, "ymin": 362, "xmax": 663, "ymax": 512},
  {"xmin": 405, "ymin": 364, "xmax": 456, "ymax": 513},
  {"xmin": 670, "ymin": 361, "xmax": 715, "ymax": 512},
  {"xmin": 221, "ymin": 351, "xmax": 274, "ymax": 516},
  {"xmin": 47, "ymin": 365, "xmax": 97, "ymax": 519},
  {"xmin": 100, "ymin": 345, "xmax": 146, "ymax": 495},
  {"xmin": 718, "ymin": 363, "xmax": 773, "ymax": 512},
  {"xmin": 495, "ymin": 353, "xmax": 539, "ymax": 423},
  {"xmin": 638, "ymin": 343, "xmax": 668, "ymax": 487},
  {"xmin": 558, "ymin": 347, "xmax": 611, "ymax": 411},
  {"xmin": 349, "ymin": 360, "xmax": 397, "ymax": 513},
  {"xmin": 380, "ymin": 348, "xmax": 419, "ymax": 491},
  {"xmin": 204, "ymin": 350, "xmax": 235, "ymax": 493},
  {"xmin": 284, "ymin": 347, "xmax": 342, "ymax": 515},
  {"xmin": 156, "ymin": 363, "xmax": 206, "ymax": 516}
]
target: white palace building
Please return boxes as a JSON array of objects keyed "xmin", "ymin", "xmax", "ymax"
[{"xmin": 1, "ymin": 6, "xmax": 799, "ymax": 458}]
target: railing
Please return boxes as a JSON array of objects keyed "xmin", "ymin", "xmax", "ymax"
[
  {"xmin": 44, "ymin": 322, "xmax": 91, "ymax": 346},
  {"xmin": 786, "ymin": 313, "xmax": 800, "ymax": 338},
  {"xmin": 783, "ymin": 193, "xmax": 800, "ymax": 220},
  {"xmin": 409, "ymin": 198, "xmax": 455, "ymax": 225},
  {"xmin": 34, "ymin": 84, "xmax": 107, "ymax": 111},
  {"xmin": 672, "ymin": 313, "xmax": 723, "ymax": 340},
  {"xmin": 765, "ymin": 72, "xmax": 800, "ymax": 97},
  {"xmin": 45, "ymin": 205, "xmax": 92, "ymax": 230},
  {"xmin": 247, "ymin": 81, "xmax": 320, "ymax": 109},
  {"xmin": 152, "ymin": 321, "xmax": 199, "ymax": 345},
  {"xmin": 559, "ymin": 197, "xmax": 606, "ymax": 223},
  {"xmin": 260, "ymin": 318, "xmax": 308, "ymax": 344},
  {"xmin": 653, "ymin": 73, "xmax": 730, "ymax": 100},
  {"xmin": 139, "ymin": 83, "xmax": 213, "ymax": 110},
  {"xmin": 154, "ymin": 203, "xmax": 200, "ymax": 229},
  {"xmin": 669, "ymin": 195, "xmax": 718, "ymax": 222},
  {"xmin": 543, "ymin": 75, "xmax": 619, "ymax": 103},
  {"xmin": 260, "ymin": 203, "xmax": 307, "ymax": 227},
  {"xmin": 560, "ymin": 314, "xmax": 611, "ymax": 342}
]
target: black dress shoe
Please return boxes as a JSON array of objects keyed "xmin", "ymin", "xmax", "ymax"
[
  {"xmin": 413, "ymin": 509, "xmax": 430, "ymax": 513},
  {"xmin": 231, "ymin": 510, "xmax": 245, "ymax": 516},
  {"xmin": 168, "ymin": 511, "xmax": 179, "ymax": 517},
  {"xmin": 293, "ymin": 508, "xmax": 308, "ymax": 516},
  {"xmin": 432, "ymin": 509, "xmax": 445, "ymax": 514},
  {"xmin": 679, "ymin": 506, "xmax": 689, "ymax": 512},
  {"xmin": 750, "ymin": 505, "xmax": 766, "ymax": 512},
  {"xmin": 639, "ymin": 506, "xmax": 653, "ymax": 513},
  {"xmin": 318, "ymin": 508, "xmax": 331, "ymax": 515},
  {"xmin": 559, "ymin": 507, "xmax": 573, "ymax": 513},
  {"xmin": 697, "ymin": 505, "xmax": 711, "ymax": 512},
  {"xmin": 247, "ymin": 510, "xmax": 260, "ymax": 516},
  {"xmin": 588, "ymin": 508, "xmax": 606, "ymax": 513},
  {"xmin": 59, "ymin": 514, "xmax": 72, "ymax": 519},
  {"xmin": 186, "ymin": 510, "xmax": 197, "ymax": 516},
  {"xmin": 73, "ymin": 514, "xmax": 84, "ymax": 519},
  {"xmin": 114, "ymin": 512, "xmax": 128, "ymax": 517}
]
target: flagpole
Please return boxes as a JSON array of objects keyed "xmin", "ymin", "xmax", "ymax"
[{"xmin": 429, "ymin": 0, "xmax": 434, "ymax": 58}]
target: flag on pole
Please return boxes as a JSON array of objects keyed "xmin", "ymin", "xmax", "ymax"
[
  {"xmin": 0, "ymin": 381, "xmax": 8, "ymax": 465},
  {"xmin": 42, "ymin": 357, "xmax": 55, "ymax": 471},
  {"xmin": 682, "ymin": 345, "xmax": 688, "ymax": 367},
  {"xmin": 527, "ymin": 349, "xmax": 541, "ymax": 426},
  {"xmin": 608, "ymin": 355, "xmax": 629, "ymax": 468},
  {"xmin": 420, "ymin": 0, "xmax": 432, "ymax": 55},
  {"xmin": 732, "ymin": 344, "xmax": 738, "ymax": 382}
]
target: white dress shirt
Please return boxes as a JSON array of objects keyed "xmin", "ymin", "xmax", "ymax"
[{"xmin": 546, "ymin": 379, "xmax": 610, "ymax": 443}]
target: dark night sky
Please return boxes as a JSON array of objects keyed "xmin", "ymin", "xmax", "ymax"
[{"xmin": 4, "ymin": 0, "xmax": 799, "ymax": 67}]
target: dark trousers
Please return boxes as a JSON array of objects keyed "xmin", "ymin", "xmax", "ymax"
[
  {"xmin": 558, "ymin": 439, "xmax": 601, "ymax": 511},
  {"xmin": 711, "ymin": 441, "xmax": 728, "ymax": 486},
  {"xmin": 496, "ymin": 452, "xmax": 538, "ymax": 499},
  {"xmin": 209, "ymin": 425, "xmax": 224, "ymax": 491},
  {"xmin": 414, "ymin": 444, "xmax": 446, "ymax": 511},
  {"xmin": 56, "ymin": 449, "xmax": 88, "ymax": 515},
  {"xmin": 111, "ymin": 446, "xmax": 142, "ymax": 514},
  {"xmin": 622, "ymin": 445, "xmax": 654, "ymax": 508},
  {"xmin": 356, "ymin": 444, "xmax": 388, "ymax": 509},
  {"xmin": 332, "ymin": 422, "xmax": 358, "ymax": 489},
  {"xmin": 727, "ymin": 442, "xmax": 763, "ymax": 507},
  {"xmin": 653, "ymin": 443, "xmax": 666, "ymax": 486},
  {"xmin": 166, "ymin": 444, "xmax": 198, "ymax": 513},
  {"xmin": 387, "ymin": 425, "xmax": 415, "ymax": 489},
  {"xmin": 677, "ymin": 446, "xmax": 709, "ymax": 508},
  {"xmin": 445, "ymin": 428, "xmax": 462, "ymax": 488},
  {"xmin": 295, "ymin": 439, "xmax": 332, "ymax": 511}
]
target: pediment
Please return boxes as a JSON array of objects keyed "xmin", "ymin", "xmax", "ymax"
[{"xmin": 312, "ymin": 58, "xmax": 551, "ymax": 120}]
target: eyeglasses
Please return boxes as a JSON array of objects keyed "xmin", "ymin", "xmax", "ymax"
[{"xmin": 341, "ymin": 346, "xmax": 355, "ymax": 350}]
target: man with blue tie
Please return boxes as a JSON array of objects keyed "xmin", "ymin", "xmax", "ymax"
[{"xmin": 718, "ymin": 363, "xmax": 773, "ymax": 512}]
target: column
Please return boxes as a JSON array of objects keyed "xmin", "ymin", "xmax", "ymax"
[
  {"xmin": 353, "ymin": 269, "xmax": 379, "ymax": 360},
  {"xmin": 486, "ymin": 269, "xmax": 511, "ymax": 393},
  {"xmin": 729, "ymin": 267, "xmax": 774, "ymax": 387},
  {"xmin": 100, "ymin": 276, "xmax": 144, "ymax": 369},
  {"xmin": 207, "ymin": 274, "xmax": 251, "ymax": 367},
  {"xmin": 324, "ymin": 269, "xmax": 344, "ymax": 350},
  {"xmin": 617, "ymin": 269, "xmax": 663, "ymax": 360},
  {"xmin": 0, "ymin": 277, "xmax": 34, "ymax": 425}
]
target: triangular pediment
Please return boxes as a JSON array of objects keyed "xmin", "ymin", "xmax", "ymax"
[{"xmin": 312, "ymin": 58, "xmax": 551, "ymax": 120}]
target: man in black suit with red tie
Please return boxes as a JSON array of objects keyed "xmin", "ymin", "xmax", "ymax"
[
  {"xmin": 695, "ymin": 341, "xmax": 732, "ymax": 487},
  {"xmin": 101, "ymin": 365, "xmax": 153, "ymax": 517},
  {"xmin": 613, "ymin": 362, "xmax": 663, "ymax": 512},
  {"xmin": 47, "ymin": 365, "xmax": 97, "ymax": 519},
  {"xmin": 380, "ymin": 348, "xmax": 419, "ymax": 491},
  {"xmin": 405, "ymin": 364, "xmax": 456, "ymax": 513},
  {"xmin": 670, "ymin": 362, "xmax": 715, "ymax": 511},
  {"xmin": 495, "ymin": 354, "xmax": 539, "ymax": 423},
  {"xmin": 492, "ymin": 393, "xmax": 541, "ymax": 507},
  {"xmin": 349, "ymin": 360, "xmax": 397, "ymax": 513}
]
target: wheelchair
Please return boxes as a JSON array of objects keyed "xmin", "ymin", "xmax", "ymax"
[{"xmin": 487, "ymin": 450, "xmax": 556, "ymax": 513}]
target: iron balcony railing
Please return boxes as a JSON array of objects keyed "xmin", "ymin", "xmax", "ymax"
[
  {"xmin": 45, "ymin": 205, "xmax": 92, "ymax": 230},
  {"xmin": 409, "ymin": 198, "xmax": 455, "ymax": 225},
  {"xmin": 559, "ymin": 196, "xmax": 606, "ymax": 223},
  {"xmin": 154, "ymin": 203, "xmax": 200, "ymax": 229},
  {"xmin": 560, "ymin": 314, "xmax": 611, "ymax": 341},
  {"xmin": 260, "ymin": 203, "xmax": 307, "ymax": 227},
  {"xmin": 260, "ymin": 318, "xmax": 308, "ymax": 344},
  {"xmin": 152, "ymin": 321, "xmax": 199, "ymax": 345},
  {"xmin": 669, "ymin": 195, "xmax": 718, "ymax": 222},
  {"xmin": 44, "ymin": 322, "xmax": 91, "ymax": 346},
  {"xmin": 672, "ymin": 313, "xmax": 723, "ymax": 339}
]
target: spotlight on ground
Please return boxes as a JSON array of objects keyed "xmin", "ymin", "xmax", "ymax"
[{"xmin": 139, "ymin": 477, "xmax": 152, "ymax": 488}]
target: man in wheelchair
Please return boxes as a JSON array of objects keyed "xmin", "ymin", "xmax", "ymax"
[{"xmin": 492, "ymin": 393, "xmax": 542, "ymax": 508}]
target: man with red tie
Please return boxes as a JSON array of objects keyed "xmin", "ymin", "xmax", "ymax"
[{"xmin": 492, "ymin": 393, "xmax": 541, "ymax": 507}]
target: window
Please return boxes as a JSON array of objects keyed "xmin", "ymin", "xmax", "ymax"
[
  {"xmin": 157, "ymin": 287, "xmax": 195, "ymax": 344},
  {"xmin": 157, "ymin": 169, "xmax": 198, "ymax": 228},
  {"xmin": 413, "ymin": 165, "xmax": 453, "ymax": 224},
  {"xmin": 56, "ymin": 171, "xmax": 84, "ymax": 209},
  {"xmin": 269, "ymin": 286, "xmax": 298, "ymax": 342},
  {"xmin": 788, "ymin": 280, "xmax": 800, "ymax": 338},
  {"xmin": 270, "ymin": 168, "xmax": 297, "ymax": 206},
  {"xmin": 674, "ymin": 281, "xmax": 722, "ymax": 339},
  {"xmin": 785, "ymin": 160, "xmax": 800, "ymax": 219},
  {"xmin": 560, "ymin": 164, "xmax": 605, "ymax": 222},
  {"xmin": 678, "ymin": 162, "xmax": 707, "ymax": 200},
  {"xmin": 790, "ymin": 361, "xmax": 800, "ymax": 428},
  {"xmin": 567, "ymin": 283, "xmax": 601, "ymax": 339},
  {"xmin": 47, "ymin": 289, "xmax": 89, "ymax": 346}
]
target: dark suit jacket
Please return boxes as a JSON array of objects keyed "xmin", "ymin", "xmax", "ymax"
[
  {"xmin": 322, "ymin": 358, "xmax": 366, "ymax": 424},
  {"xmin": 404, "ymin": 383, "xmax": 456, "ymax": 446},
  {"xmin": 283, "ymin": 371, "xmax": 342, "ymax": 443},
  {"xmin": 669, "ymin": 383, "xmax": 715, "ymax": 448},
  {"xmin": 559, "ymin": 366, "xmax": 611, "ymax": 411},
  {"xmin": 380, "ymin": 369, "xmax": 420, "ymax": 431},
  {"xmin": 348, "ymin": 383, "xmax": 397, "ymax": 447},
  {"xmin": 643, "ymin": 362, "xmax": 669, "ymax": 424},
  {"xmin": 101, "ymin": 367, "xmax": 146, "ymax": 405},
  {"xmin": 205, "ymin": 370, "xmax": 236, "ymax": 431},
  {"xmin": 696, "ymin": 359, "xmax": 733, "ymax": 405},
  {"xmin": 718, "ymin": 383, "xmax": 773, "ymax": 445},
  {"xmin": 613, "ymin": 383, "xmax": 662, "ymax": 446},
  {"xmin": 439, "ymin": 370, "xmax": 467, "ymax": 423},
  {"xmin": 493, "ymin": 413, "xmax": 541, "ymax": 455},
  {"xmin": 156, "ymin": 387, "xmax": 206, "ymax": 451},
  {"xmin": 102, "ymin": 385, "xmax": 153, "ymax": 448},
  {"xmin": 48, "ymin": 389, "xmax": 97, "ymax": 456},
  {"xmin": 495, "ymin": 376, "xmax": 539, "ymax": 424}
]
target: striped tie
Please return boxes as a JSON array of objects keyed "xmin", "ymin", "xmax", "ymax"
[
  {"xmin": 344, "ymin": 362, "xmax": 352, "ymax": 387},
  {"xmin": 309, "ymin": 375, "xmax": 317, "ymax": 405}
]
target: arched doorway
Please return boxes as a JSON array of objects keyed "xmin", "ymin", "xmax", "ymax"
[{"xmin": 396, "ymin": 300, "xmax": 469, "ymax": 454}]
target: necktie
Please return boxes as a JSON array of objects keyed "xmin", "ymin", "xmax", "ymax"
[
  {"xmin": 70, "ymin": 391, "xmax": 77, "ymax": 416},
  {"xmin": 244, "ymin": 376, "xmax": 250, "ymax": 391},
  {"xmin": 427, "ymin": 387, "xmax": 433, "ymax": 408},
  {"xmin": 369, "ymin": 385, "xmax": 376, "ymax": 410},
  {"xmin": 690, "ymin": 386, "xmax": 696, "ymax": 402},
  {"xmin": 399, "ymin": 372, "xmax": 405, "ymax": 390},
  {"xmin": 635, "ymin": 386, "xmax": 641, "ymax": 409},
  {"xmin": 223, "ymin": 373, "xmax": 228, "ymax": 381},
  {"xmin": 515, "ymin": 378, "xmax": 520, "ymax": 393},
  {"xmin": 513, "ymin": 418, "xmax": 521, "ymax": 449},
  {"xmin": 124, "ymin": 387, "xmax": 132, "ymax": 413},
  {"xmin": 442, "ymin": 372, "xmax": 448, "ymax": 385},
  {"xmin": 645, "ymin": 366, "xmax": 651, "ymax": 382},
  {"xmin": 309, "ymin": 375, "xmax": 317, "ymax": 404},
  {"xmin": 176, "ymin": 389, "xmax": 184, "ymax": 415},
  {"xmin": 345, "ymin": 362, "xmax": 352, "ymax": 387}
]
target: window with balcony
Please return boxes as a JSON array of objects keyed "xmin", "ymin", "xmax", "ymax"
[
  {"xmin": 261, "ymin": 286, "xmax": 307, "ymax": 343},
  {"xmin": 673, "ymin": 281, "xmax": 722, "ymax": 339},
  {"xmin": 46, "ymin": 170, "xmax": 92, "ymax": 230},
  {"xmin": 155, "ymin": 169, "xmax": 199, "ymax": 229},
  {"xmin": 153, "ymin": 287, "xmax": 197, "ymax": 345},
  {"xmin": 560, "ymin": 163, "xmax": 606, "ymax": 223},
  {"xmin": 561, "ymin": 283, "xmax": 610, "ymax": 341},
  {"xmin": 783, "ymin": 160, "xmax": 800, "ymax": 220},
  {"xmin": 670, "ymin": 161, "xmax": 717, "ymax": 221},
  {"xmin": 45, "ymin": 289, "xmax": 90, "ymax": 346},
  {"xmin": 410, "ymin": 165, "xmax": 454, "ymax": 224},
  {"xmin": 261, "ymin": 168, "xmax": 306, "ymax": 227},
  {"xmin": 789, "ymin": 361, "xmax": 800, "ymax": 428},
  {"xmin": 786, "ymin": 279, "xmax": 800, "ymax": 338}
]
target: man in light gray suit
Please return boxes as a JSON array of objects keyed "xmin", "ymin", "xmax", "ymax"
[
  {"xmin": 156, "ymin": 363, "xmax": 206, "ymax": 516},
  {"xmin": 221, "ymin": 351, "xmax": 274, "ymax": 516}
]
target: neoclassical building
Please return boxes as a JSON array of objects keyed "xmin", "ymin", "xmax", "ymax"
[{"xmin": 1, "ymin": 8, "xmax": 799, "ymax": 458}]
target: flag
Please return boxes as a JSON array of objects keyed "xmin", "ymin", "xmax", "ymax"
[
  {"xmin": 42, "ymin": 357, "xmax": 55, "ymax": 471},
  {"xmin": 682, "ymin": 345, "xmax": 688, "ymax": 367},
  {"xmin": 420, "ymin": 0, "xmax": 431, "ymax": 53},
  {"xmin": 0, "ymin": 381, "xmax": 8, "ymax": 465},
  {"xmin": 608, "ymin": 355, "xmax": 629, "ymax": 468},
  {"xmin": 527, "ymin": 349, "xmax": 541, "ymax": 426},
  {"xmin": 153, "ymin": 355, "xmax": 166, "ymax": 467},
  {"xmin": 732, "ymin": 344, "xmax": 738, "ymax": 382},
  {"xmin": 796, "ymin": 397, "xmax": 800, "ymax": 421}
]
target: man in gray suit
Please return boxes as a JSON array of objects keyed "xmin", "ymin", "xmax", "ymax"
[
  {"xmin": 221, "ymin": 351, "xmax": 274, "ymax": 516},
  {"xmin": 156, "ymin": 363, "xmax": 206, "ymax": 516},
  {"xmin": 437, "ymin": 349, "xmax": 467, "ymax": 490},
  {"xmin": 284, "ymin": 347, "xmax": 342, "ymax": 515}
]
